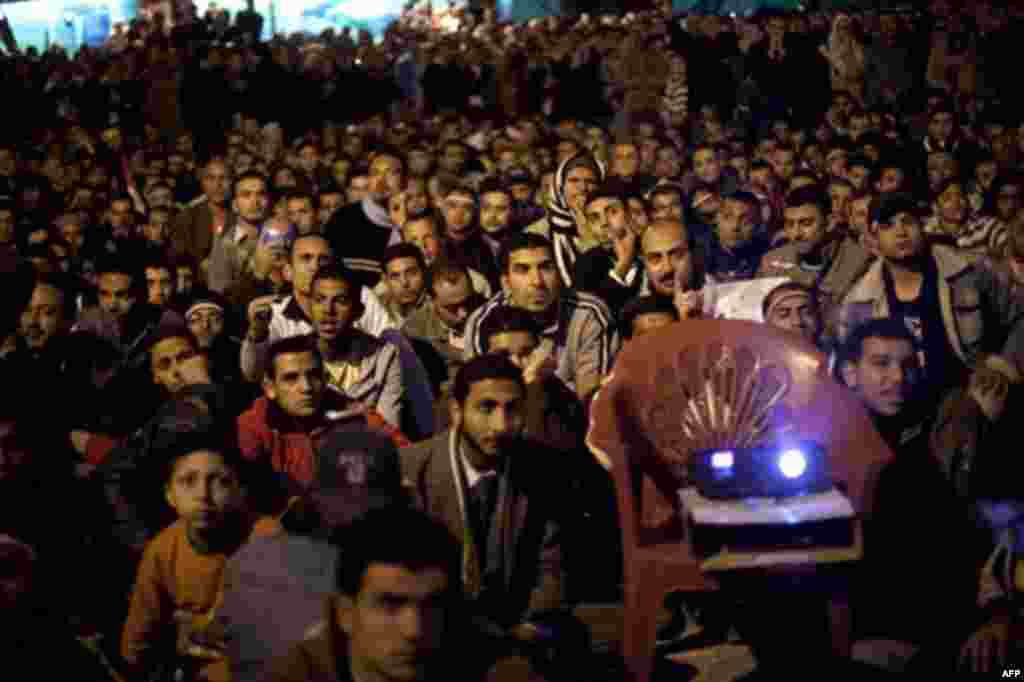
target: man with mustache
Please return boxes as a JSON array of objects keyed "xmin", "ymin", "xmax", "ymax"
[
  {"xmin": 400, "ymin": 355, "xmax": 566, "ymax": 646},
  {"xmin": 464, "ymin": 233, "xmax": 618, "ymax": 403},
  {"xmin": 759, "ymin": 186, "xmax": 873, "ymax": 347}
]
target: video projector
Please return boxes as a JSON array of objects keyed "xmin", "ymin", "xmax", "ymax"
[{"xmin": 678, "ymin": 441, "xmax": 860, "ymax": 571}]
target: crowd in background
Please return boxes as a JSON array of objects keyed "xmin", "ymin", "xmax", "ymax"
[{"xmin": 3, "ymin": 0, "xmax": 1024, "ymax": 679}]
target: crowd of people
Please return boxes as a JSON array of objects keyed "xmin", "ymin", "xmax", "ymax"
[{"xmin": 3, "ymin": 0, "xmax": 1024, "ymax": 679}]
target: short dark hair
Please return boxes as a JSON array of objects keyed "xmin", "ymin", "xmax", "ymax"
[
  {"xmin": 289, "ymin": 232, "xmax": 332, "ymax": 262},
  {"xmin": 33, "ymin": 271, "xmax": 75, "ymax": 320},
  {"xmin": 95, "ymin": 256, "xmax": 140, "ymax": 289},
  {"xmin": 285, "ymin": 189, "xmax": 317, "ymax": 209},
  {"xmin": 264, "ymin": 334, "xmax": 322, "ymax": 381},
  {"xmin": 619, "ymin": 295, "xmax": 679, "ymax": 339},
  {"xmin": 479, "ymin": 306, "xmax": 541, "ymax": 353},
  {"xmin": 498, "ymin": 232, "xmax": 553, "ymax": 275},
  {"xmin": 839, "ymin": 317, "xmax": 915, "ymax": 368},
  {"xmin": 381, "ymin": 242, "xmax": 427, "ymax": 274},
  {"xmin": 233, "ymin": 170, "xmax": 267, "ymax": 194},
  {"xmin": 451, "ymin": 354, "xmax": 525, "ymax": 405},
  {"xmin": 310, "ymin": 263, "xmax": 360, "ymax": 295},
  {"xmin": 143, "ymin": 253, "xmax": 174, "ymax": 275},
  {"xmin": 784, "ymin": 186, "xmax": 829, "ymax": 215},
  {"xmin": 333, "ymin": 506, "xmax": 461, "ymax": 597},
  {"xmin": 477, "ymin": 177, "xmax": 512, "ymax": 201},
  {"xmin": 427, "ymin": 256, "xmax": 471, "ymax": 296},
  {"xmin": 722, "ymin": 190, "xmax": 760, "ymax": 217}
]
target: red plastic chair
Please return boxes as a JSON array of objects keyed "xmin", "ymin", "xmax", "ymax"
[{"xmin": 586, "ymin": 320, "xmax": 893, "ymax": 682}]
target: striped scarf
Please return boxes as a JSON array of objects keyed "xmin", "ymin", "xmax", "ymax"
[{"xmin": 549, "ymin": 152, "xmax": 605, "ymax": 287}]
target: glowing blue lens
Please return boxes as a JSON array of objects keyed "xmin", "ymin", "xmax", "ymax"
[
  {"xmin": 778, "ymin": 449, "xmax": 807, "ymax": 479},
  {"xmin": 711, "ymin": 451, "xmax": 734, "ymax": 469}
]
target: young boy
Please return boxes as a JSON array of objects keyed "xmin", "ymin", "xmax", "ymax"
[{"xmin": 121, "ymin": 430, "xmax": 278, "ymax": 682}]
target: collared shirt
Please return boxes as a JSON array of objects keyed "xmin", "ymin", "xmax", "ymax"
[
  {"xmin": 239, "ymin": 288, "xmax": 398, "ymax": 380},
  {"xmin": 464, "ymin": 289, "xmax": 619, "ymax": 397}
]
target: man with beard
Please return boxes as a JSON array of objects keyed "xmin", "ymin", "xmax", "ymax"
[
  {"xmin": 400, "ymin": 355, "xmax": 567, "ymax": 644},
  {"xmin": 839, "ymin": 192, "xmax": 1024, "ymax": 405},
  {"xmin": 759, "ymin": 186, "xmax": 873, "ymax": 346}
]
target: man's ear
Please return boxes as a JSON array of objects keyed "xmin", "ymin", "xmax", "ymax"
[
  {"xmin": 500, "ymin": 274, "xmax": 510, "ymax": 293},
  {"xmin": 448, "ymin": 397, "xmax": 463, "ymax": 430},
  {"xmin": 333, "ymin": 593, "xmax": 356, "ymax": 637},
  {"xmin": 261, "ymin": 375, "xmax": 276, "ymax": 400},
  {"xmin": 840, "ymin": 361, "xmax": 858, "ymax": 389},
  {"xmin": 283, "ymin": 262, "xmax": 294, "ymax": 283}
]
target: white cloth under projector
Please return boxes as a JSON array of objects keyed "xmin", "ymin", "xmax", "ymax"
[{"xmin": 678, "ymin": 487, "xmax": 855, "ymax": 526}]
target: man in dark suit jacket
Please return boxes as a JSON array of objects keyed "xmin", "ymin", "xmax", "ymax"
[{"xmin": 400, "ymin": 355, "xmax": 566, "ymax": 642}]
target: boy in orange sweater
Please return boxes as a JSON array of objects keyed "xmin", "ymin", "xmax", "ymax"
[{"xmin": 121, "ymin": 430, "xmax": 279, "ymax": 682}]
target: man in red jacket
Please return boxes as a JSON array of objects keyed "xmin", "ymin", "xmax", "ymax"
[{"xmin": 237, "ymin": 335, "xmax": 409, "ymax": 533}]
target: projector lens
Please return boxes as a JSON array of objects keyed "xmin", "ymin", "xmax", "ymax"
[
  {"xmin": 778, "ymin": 449, "xmax": 807, "ymax": 479},
  {"xmin": 711, "ymin": 451, "xmax": 734, "ymax": 469}
]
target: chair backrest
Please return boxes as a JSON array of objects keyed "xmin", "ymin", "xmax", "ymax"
[{"xmin": 587, "ymin": 320, "xmax": 893, "ymax": 555}]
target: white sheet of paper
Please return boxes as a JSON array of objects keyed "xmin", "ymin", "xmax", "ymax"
[{"xmin": 701, "ymin": 277, "xmax": 791, "ymax": 323}]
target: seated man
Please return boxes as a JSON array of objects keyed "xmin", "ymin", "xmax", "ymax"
[
  {"xmin": 237, "ymin": 335, "xmax": 408, "ymax": 532},
  {"xmin": 839, "ymin": 192, "xmax": 1024, "ymax": 406},
  {"xmin": 377, "ymin": 243, "xmax": 429, "ymax": 326},
  {"xmin": 308, "ymin": 264, "xmax": 404, "ymax": 428},
  {"xmin": 479, "ymin": 305, "xmax": 585, "ymax": 453},
  {"xmin": 479, "ymin": 306, "xmax": 621, "ymax": 602},
  {"xmin": 703, "ymin": 191, "xmax": 770, "ymax": 283},
  {"xmin": 121, "ymin": 430, "xmax": 279, "ymax": 682},
  {"xmin": 572, "ymin": 183, "xmax": 644, "ymax": 312},
  {"xmin": 267, "ymin": 506, "xmax": 543, "ymax": 682},
  {"xmin": 759, "ymin": 186, "xmax": 873, "ymax": 344},
  {"xmin": 403, "ymin": 257, "xmax": 486, "ymax": 430},
  {"xmin": 240, "ymin": 234, "xmax": 395, "ymax": 382},
  {"xmin": 837, "ymin": 318, "xmax": 985, "ymax": 658},
  {"xmin": 464, "ymin": 233, "xmax": 619, "ymax": 403},
  {"xmin": 401, "ymin": 356, "xmax": 567, "ymax": 641},
  {"xmin": 401, "ymin": 211, "xmax": 492, "ymax": 297}
]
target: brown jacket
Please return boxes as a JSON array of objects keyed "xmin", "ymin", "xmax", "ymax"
[
  {"xmin": 267, "ymin": 596, "xmax": 544, "ymax": 682},
  {"xmin": 401, "ymin": 431, "xmax": 566, "ymax": 631},
  {"xmin": 171, "ymin": 197, "xmax": 221, "ymax": 266}
]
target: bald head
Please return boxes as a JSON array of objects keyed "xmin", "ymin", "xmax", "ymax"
[
  {"xmin": 641, "ymin": 220, "xmax": 692, "ymax": 296},
  {"xmin": 641, "ymin": 219, "xmax": 687, "ymax": 252}
]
